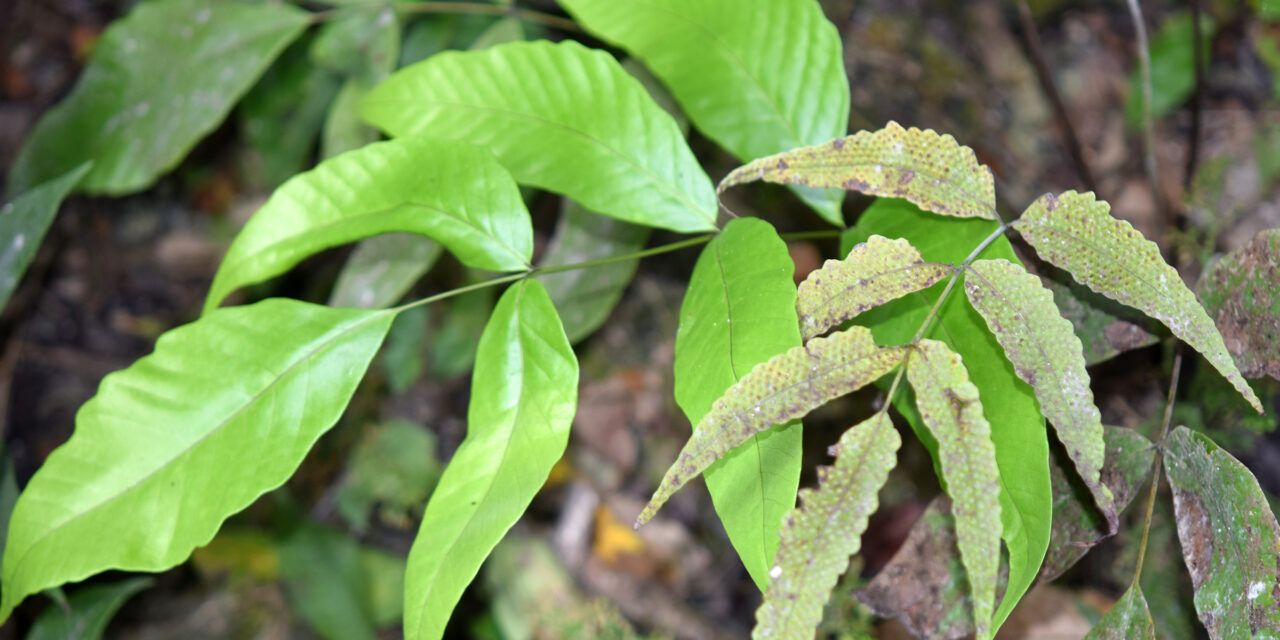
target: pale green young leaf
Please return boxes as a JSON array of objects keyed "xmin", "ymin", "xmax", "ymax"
[
  {"xmin": 1163, "ymin": 426, "xmax": 1280, "ymax": 638},
  {"xmin": 537, "ymin": 199, "xmax": 650, "ymax": 345},
  {"xmin": 1084, "ymin": 585, "xmax": 1157, "ymax": 640},
  {"xmin": 329, "ymin": 234, "xmax": 443, "ymax": 309},
  {"xmin": 719, "ymin": 121, "xmax": 997, "ymax": 221},
  {"xmin": 847, "ymin": 199, "xmax": 1050, "ymax": 632},
  {"xmin": 797, "ymin": 234, "xmax": 952, "ymax": 340},
  {"xmin": 963, "ymin": 259, "xmax": 1115, "ymax": 532},
  {"xmin": 560, "ymin": 0, "xmax": 849, "ymax": 224},
  {"xmin": 0, "ymin": 163, "xmax": 90, "ymax": 313},
  {"xmin": 25, "ymin": 577, "xmax": 152, "ymax": 640},
  {"xmin": 361, "ymin": 40, "xmax": 718, "ymax": 233},
  {"xmin": 638, "ymin": 326, "xmax": 906, "ymax": 527},
  {"xmin": 6, "ymin": 0, "xmax": 309, "ymax": 196},
  {"xmin": 404, "ymin": 279, "xmax": 578, "ymax": 640},
  {"xmin": 206, "ymin": 135, "xmax": 532, "ymax": 313},
  {"xmin": 0, "ymin": 300, "xmax": 396, "ymax": 621},
  {"xmin": 671, "ymin": 217, "xmax": 803, "ymax": 590},
  {"xmin": 906, "ymin": 339, "xmax": 1002, "ymax": 640},
  {"xmin": 1013, "ymin": 190, "xmax": 1263, "ymax": 413},
  {"xmin": 753, "ymin": 412, "xmax": 899, "ymax": 638}
]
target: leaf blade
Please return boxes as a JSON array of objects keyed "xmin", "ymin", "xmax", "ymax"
[
  {"xmin": 0, "ymin": 163, "xmax": 90, "ymax": 312},
  {"xmin": 1013, "ymin": 190, "xmax": 1263, "ymax": 413},
  {"xmin": 0, "ymin": 300, "xmax": 396, "ymax": 621},
  {"xmin": 7, "ymin": 0, "xmax": 310, "ymax": 196},
  {"xmin": 1084, "ymin": 584, "xmax": 1157, "ymax": 640},
  {"xmin": 1197, "ymin": 228, "xmax": 1280, "ymax": 380},
  {"xmin": 720, "ymin": 122, "xmax": 997, "ymax": 221},
  {"xmin": 403, "ymin": 279, "xmax": 578, "ymax": 640},
  {"xmin": 206, "ymin": 135, "xmax": 532, "ymax": 312},
  {"xmin": 672, "ymin": 217, "xmax": 803, "ymax": 590},
  {"xmin": 362, "ymin": 40, "xmax": 718, "ymax": 232}
]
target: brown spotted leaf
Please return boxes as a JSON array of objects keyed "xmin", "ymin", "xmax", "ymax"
[
  {"xmin": 1197, "ymin": 229, "xmax": 1280, "ymax": 380},
  {"xmin": 636, "ymin": 326, "xmax": 906, "ymax": 527},
  {"xmin": 963, "ymin": 259, "xmax": 1115, "ymax": 532},
  {"xmin": 1013, "ymin": 191, "xmax": 1263, "ymax": 414},
  {"xmin": 796, "ymin": 235, "xmax": 952, "ymax": 340},
  {"xmin": 1084, "ymin": 584, "xmax": 1157, "ymax": 640},
  {"xmin": 753, "ymin": 412, "xmax": 900, "ymax": 638},
  {"xmin": 718, "ymin": 121, "xmax": 997, "ymax": 220},
  {"xmin": 1041, "ymin": 276, "xmax": 1158, "ymax": 365},
  {"xmin": 906, "ymin": 340, "xmax": 1003, "ymax": 640},
  {"xmin": 1163, "ymin": 426, "xmax": 1280, "ymax": 638}
]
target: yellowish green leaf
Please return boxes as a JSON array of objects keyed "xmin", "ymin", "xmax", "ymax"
[
  {"xmin": 636, "ymin": 326, "xmax": 906, "ymax": 527},
  {"xmin": 718, "ymin": 121, "xmax": 996, "ymax": 220},
  {"xmin": 753, "ymin": 412, "xmax": 900, "ymax": 639},
  {"xmin": 963, "ymin": 259, "xmax": 1115, "ymax": 532},
  {"xmin": 906, "ymin": 340, "xmax": 1002, "ymax": 640},
  {"xmin": 1013, "ymin": 191, "xmax": 1263, "ymax": 413}
]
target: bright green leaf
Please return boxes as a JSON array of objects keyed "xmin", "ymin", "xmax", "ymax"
[
  {"xmin": 404, "ymin": 279, "xmax": 578, "ymax": 640},
  {"xmin": 671, "ymin": 217, "xmax": 803, "ymax": 590},
  {"xmin": 1163, "ymin": 426, "xmax": 1280, "ymax": 638},
  {"xmin": 1197, "ymin": 228, "xmax": 1280, "ymax": 380},
  {"xmin": 560, "ymin": 0, "xmax": 849, "ymax": 224},
  {"xmin": 0, "ymin": 299, "xmax": 396, "ymax": 621},
  {"xmin": 638, "ymin": 325, "xmax": 905, "ymax": 527},
  {"xmin": 753, "ymin": 412, "xmax": 899, "ymax": 638},
  {"xmin": 361, "ymin": 40, "xmax": 718, "ymax": 233},
  {"xmin": 206, "ymin": 135, "xmax": 532, "ymax": 313},
  {"xmin": 25, "ymin": 576, "xmax": 152, "ymax": 640},
  {"xmin": 1085, "ymin": 584, "xmax": 1157, "ymax": 640},
  {"xmin": 6, "ymin": 0, "xmax": 310, "ymax": 196},
  {"xmin": 797, "ymin": 234, "xmax": 952, "ymax": 340},
  {"xmin": 964, "ymin": 258, "xmax": 1115, "ymax": 531},
  {"xmin": 720, "ymin": 122, "xmax": 997, "ymax": 221},
  {"xmin": 847, "ymin": 198, "xmax": 1050, "ymax": 633},
  {"xmin": 537, "ymin": 199, "xmax": 650, "ymax": 344},
  {"xmin": 1013, "ymin": 190, "xmax": 1263, "ymax": 413},
  {"xmin": 906, "ymin": 339, "xmax": 1002, "ymax": 640},
  {"xmin": 0, "ymin": 163, "xmax": 90, "ymax": 313},
  {"xmin": 329, "ymin": 233, "xmax": 443, "ymax": 309},
  {"xmin": 280, "ymin": 523, "xmax": 406, "ymax": 640}
]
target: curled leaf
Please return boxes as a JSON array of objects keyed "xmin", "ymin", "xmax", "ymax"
[
  {"xmin": 963, "ymin": 259, "xmax": 1115, "ymax": 532},
  {"xmin": 753, "ymin": 412, "xmax": 900, "ymax": 639},
  {"xmin": 637, "ymin": 326, "xmax": 906, "ymax": 527},
  {"xmin": 1013, "ymin": 191, "xmax": 1263, "ymax": 414},
  {"xmin": 719, "ymin": 121, "xmax": 997, "ymax": 220},
  {"xmin": 906, "ymin": 340, "xmax": 1002, "ymax": 640},
  {"xmin": 796, "ymin": 235, "xmax": 952, "ymax": 340}
]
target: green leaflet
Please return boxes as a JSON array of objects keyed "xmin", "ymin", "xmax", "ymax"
[
  {"xmin": 1124, "ymin": 11, "xmax": 1214, "ymax": 129},
  {"xmin": 1163, "ymin": 426, "xmax": 1280, "ymax": 638},
  {"xmin": 0, "ymin": 163, "xmax": 90, "ymax": 313},
  {"xmin": 1197, "ymin": 229, "xmax": 1280, "ymax": 380},
  {"xmin": 797, "ymin": 234, "xmax": 952, "ymax": 340},
  {"xmin": 719, "ymin": 121, "xmax": 997, "ymax": 221},
  {"xmin": 0, "ymin": 299, "xmax": 396, "ymax": 621},
  {"xmin": 537, "ymin": 199, "xmax": 650, "ymax": 344},
  {"xmin": 361, "ymin": 40, "xmax": 718, "ymax": 233},
  {"xmin": 963, "ymin": 259, "xmax": 1115, "ymax": 532},
  {"xmin": 560, "ymin": 0, "xmax": 848, "ymax": 224},
  {"xmin": 25, "ymin": 577, "xmax": 152, "ymax": 640},
  {"xmin": 1013, "ymin": 191, "xmax": 1263, "ymax": 413},
  {"xmin": 1084, "ymin": 585, "xmax": 1157, "ymax": 640},
  {"xmin": 671, "ymin": 217, "xmax": 803, "ymax": 590},
  {"xmin": 404, "ymin": 279, "xmax": 578, "ymax": 640},
  {"xmin": 206, "ymin": 135, "xmax": 532, "ymax": 313},
  {"xmin": 6, "ymin": 0, "xmax": 310, "ymax": 196},
  {"xmin": 847, "ymin": 199, "xmax": 1050, "ymax": 633},
  {"xmin": 906, "ymin": 339, "xmax": 1003, "ymax": 640},
  {"xmin": 322, "ymin": 79, "xmax": 382, "ymax": 160},
  {"xmin": 637, "ymin": 325, "xmax": 906, "ymax": 527},
  {"xmin": 328, "ymin": 234, "xmax": 443, "ymax": 309},
  {"xmin": 753, "ymin": 412, "xmax": 899, "ymax": 638},
  {"xmin": 280, "ymin": 523, "xmax": 406, "ymax": 640}
]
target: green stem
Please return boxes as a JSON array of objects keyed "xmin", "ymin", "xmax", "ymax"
[{"xmin": 1132, "ymin": 348, "xmax": 1183, "ymax": 586}]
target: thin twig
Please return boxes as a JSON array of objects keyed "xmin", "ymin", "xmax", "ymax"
[
  {"xmin": 1015, "ymin": 0, "xmax": 1099, "ymax": 194},
  {"xmin": 1125, "ymin": 0, "xmax": 1167, "ymax": 218},
  {"xmin": 1184, "ymin": 0, "xmax": 1205, "ymax": 188},
  {"xmin": 1132, "ymin": 348, "xmax": 1183, "ymax": 586}
]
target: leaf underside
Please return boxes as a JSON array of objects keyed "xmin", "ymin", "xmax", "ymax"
[
  {"xmin": 719, "ymin": 121, "xmax": 997, "ymax": 221},
  {"xmin": 1163, "ymin": 426, "xmax": 1280, "ymax": 638},
  {"xmin": 0, "ymin": 299, "xmax": 396, "ymax": 621},
  {"xmin": 753, "ymin": 412, "xmax": 900, "ymax": 638},
  {"xmin": 1083, "ymin": 584, "xmax": 1157, "ymax": 640},
  {"xmin": 963, "ymin": 259, "xmax": 1115, "ymax": 532},
  {"xmin": 361, "ymin": 39, "xmax": 718, "ymax": 233},
  {"xmin": 638, "ymin": 325, "xmax": 906, "ymax": 527},
  {"xmin": 796, "ymin": 234, "xmax": 952, "ymax": 340},
  {"xmin": 906, "ymin": 340, "xmax": 1002, "ymax": 640},
  {"xmin": 1013, "ymin": 190, "xmax": 1263, "ymax": 413}
]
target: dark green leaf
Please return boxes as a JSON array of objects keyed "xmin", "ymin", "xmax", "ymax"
[
  {"xmin": 7, "ymin": 0, "xmax": 310, "ymax": 196},
  {"xmin": 1197, "ymin": 229, "xmax": 1280, "ymax": 380},
  {"xmin": 1041, "ymin": 275, "xmax": 1158, "ymax": 365},
  {"xmin": 321, "ymin": 79, "xmax": 382, "ymax": 160},
  {"xmin": 328, "ymin": 233, "xmax": 443, "ymax": 309},
  {"xmin": 1084, "ymin": 584, "xmax": 1156, "ymax": 640},
  {"xmin": 0, "ymin": 300, "xmax": 395, "ymax": 621},
  {"xmin": 280, "ymin": 523, "xmax": 406, "ymax": 640},
  {"xmin": 24, "ymin": 577, "xmax": 152, "ymax": 640},
  {"xmin": 311, "ymin": 4, "xmax": 400, "ymax": 81},
  {"xmin": 337, "ymin": 418, "xmax": 440, "ymax": 534},
  {"xmin": 0, "ymin": 163, "xmax": 90, "ymax": 312},
  {"xmin": 1125, "ymin": 12, "xmax": 1214, "ymax": 128}
]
